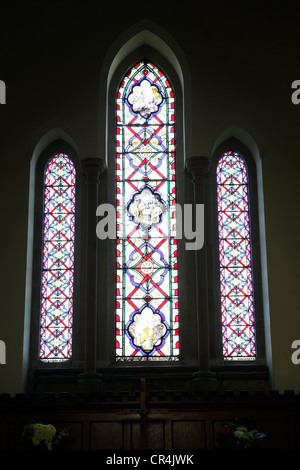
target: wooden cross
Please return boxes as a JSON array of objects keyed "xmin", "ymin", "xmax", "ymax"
[{"xmin": 139, "ymin": 377, "xmax": 149, "ymax": 449}]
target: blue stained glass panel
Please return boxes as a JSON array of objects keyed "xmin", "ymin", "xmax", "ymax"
[
  {"xmin": 40, "ymin": 153, "xmax": 76, "ymax": 361},
  {"xmin": 217, "ymin": 151, "xmax": 256, "ymax": 360},
  {"xmin": 116, "ymin": 61, "xmax": 179, "ymax": 361}
]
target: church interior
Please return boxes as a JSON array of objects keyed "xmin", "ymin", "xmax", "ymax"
[{"xmin": 0, "ymin": 0, "xmax": 300, "ymax": 453}]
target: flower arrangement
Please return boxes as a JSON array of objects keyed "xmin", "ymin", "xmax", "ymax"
[
  {"xmin": 22, "ymin": 423, "xmax": 69, "ymax": 450},
  {"xmin": 219, "ymin": 418, "xmax": 266, "ymax": 450}
]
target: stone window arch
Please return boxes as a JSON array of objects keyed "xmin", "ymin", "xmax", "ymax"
[
  {"xmin": 206, "ymin": 136, "xmax": 270, "ymax": 387},
  {"xmin": 25, "ymin": 138, "xmax": 83, "ymax": 391}
]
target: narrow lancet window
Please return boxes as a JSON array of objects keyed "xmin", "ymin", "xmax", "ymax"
[
  {"xmin": 39, "ymin": 153, "xmax": 76, "ymax": 361},
  {"xmin": 217, "ymin": 151, "xmax": 256, "ymax": 360},
  {"xmin": 116, "ymin": 60, "xmax": 179, "ymax": 361}
]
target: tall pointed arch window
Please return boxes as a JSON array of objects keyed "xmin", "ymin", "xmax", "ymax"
[
  {"xmin": 39, "ymin": 153, "xmax": 76, "ymax": 361},
  {"xmin": 217, "ymin": 150, "xmax": 256, "ymax": 361},
  {"xmin": 115, "ymin": 60, "xmax": 179, "ymax": 361}
]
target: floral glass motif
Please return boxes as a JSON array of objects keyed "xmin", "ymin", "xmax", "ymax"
[
  {"xmin": 40, "ymin": 153, "xmax": 76, "ymax": 361},
  {"xmin": 217, "ymin": 151, "xmax": 256, "ymax": 360},
  {"xmin": 116, "ymin": 60, "xmax": 179, "ymax": 360}
]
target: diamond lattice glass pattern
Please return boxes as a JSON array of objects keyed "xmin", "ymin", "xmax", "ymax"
[
  {"xmin": 40, "ymin": 153, "xmax": 76, "ymax": 361},
  {"xmin": 116, "ymin": 61, "xmax": 179, "ymax": 361},
  {"xmin": 217, "ymin": 151, "xmax": 256, "ymax": 360}
]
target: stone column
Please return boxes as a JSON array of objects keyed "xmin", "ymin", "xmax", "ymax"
[
  {"xmin": 77, "ymin": 157, "xmax": 106, "ymax": 394},
  {"xmin": 186, "ymin": 156, "xmax": 217, "ymax": 390}
]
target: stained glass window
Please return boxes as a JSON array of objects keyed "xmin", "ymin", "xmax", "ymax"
[
  {"xmin": 39, "ymin": 153, "xmax": 76, "ymax": 361},
  {"xmin": 217, "ymin": 151, "xmax": 256, "ymax": 360},
  {"xmin": 116, "ymin": 60, "xmax": 179, "ymax": 361}
]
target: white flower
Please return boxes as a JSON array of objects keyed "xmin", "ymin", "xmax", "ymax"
[
  {"xmin": 128, "ymin": 306, "xmax": 167, "ymax": 353},
  {"xmin": 32, "ymin": 423, "xmax": 56, "ymax": 449},
  {"xmin": 234, "ymin": 426, "xmax": 251, "ymax": 440},
  {"xmin": 128, "ymin": 79, "xmax": 163, "ymax": 118},
  {"xmin": 127, "ymin": 187, "xmax": 166, "ymax": 232}
]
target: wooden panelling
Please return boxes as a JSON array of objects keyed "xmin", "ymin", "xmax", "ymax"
[
  {"xmin": 172, "ymin": 420, "xmax": 206, "ymax": 449},
  {"xmin": 132, "ymin": 420, "xmax": 165, "ymax": 450},
  {"xmin": 0, "ymin": 391, "xmax": 299, "ymax": 450},
  {"xmin": 90, "ymin": 421, "xmax": 123, "ymax": 450}
]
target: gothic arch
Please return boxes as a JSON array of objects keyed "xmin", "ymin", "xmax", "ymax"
[
  {"xmin": 96, "ymin": 25, "xmax": 196, "ymax": 372},
  {"xmin": 207, "ymin": 134, "xmax": 272, "ymax": 382},
  {"xmin": 23, "ymin": 134, "xmax": 82, "ymax": 390},
  {"xmin": 98, "ymin": 20, "xmax": 192, "ymax": 164}
]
